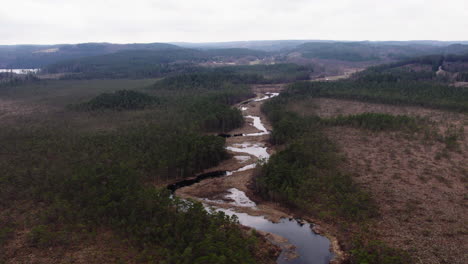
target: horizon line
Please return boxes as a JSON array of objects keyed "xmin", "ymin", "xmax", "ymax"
[{"xmin": 2, "ymin": 39, "xmax": 468, "ymax": 46}]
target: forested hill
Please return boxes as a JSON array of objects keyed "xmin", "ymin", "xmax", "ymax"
[
  {"xmin": 353, "ymin": 53, "xmax": 468, "ymax": 82},
  {"xmin": 4, "ymin": 40, "xmax": 468, "ymax": 69},
  {"xmin": 0, "ymin": 42, "xmax": 181, "ymax": 68},
  {"xmin": 43, "ymin": 49, "xmax": 204, "ymax": 78},
  {"xmin": 293, "ymin": 42, "xmax": 468, "ymax": 62},
  {"xmin": 41, "ymin": 48, "xmax": 270, "ymax": 79}
]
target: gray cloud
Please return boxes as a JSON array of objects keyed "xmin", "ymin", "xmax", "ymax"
[{"xmin": 1, "ymin": 0, "xmax": 467, "ymax": 44}]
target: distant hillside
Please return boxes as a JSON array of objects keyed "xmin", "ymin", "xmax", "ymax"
[
  {"xmin": 295, "ymin": 42, "xmax": 382, "ymax": 61},
  {"xmin": 42, "ymin": 48, "xmax": 269, "ymax": 79},
  {"xmin": 172, "ymin": 40, "xmax": 315, "ymax": 51},
  {"xmin": 3, "ymin": 40, "xmax": 468, "ymax": 71},
  {"xmin": 173, "ymin": 40, "xmax": 468, "ymax": 52},
  {"xmin": 0, "ymin": 42, "xmax": 180, "ymax": 68},
  {"xmin": 293, "ymin": 42, "xmax": 468, "ymax": 62},
  {"xmin": 353, "ymin": 53, "xmax": 468, "ymax": 82},
  {"xmin": 203, "ymin": 48, "xmax": 268, "ymax": 57}
]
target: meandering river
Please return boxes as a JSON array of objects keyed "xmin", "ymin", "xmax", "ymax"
[{"xmin": 170, "ymin": 91, "xmax": 336, "ymax": 264}]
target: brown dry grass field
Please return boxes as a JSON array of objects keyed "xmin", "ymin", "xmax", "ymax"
[{"xmin": 288, "ymin": 98, "xmax": 468, "ymax": 264}]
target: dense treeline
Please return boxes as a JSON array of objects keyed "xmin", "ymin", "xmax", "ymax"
[
  {"xmin": 0, "ymin": 74, "xmax": 265, "ymax": 262},
  {"xmin": 56, "ymin": 62, "xmax": 201, "ymax": 80},
  {"xmin": 354, "ymin": 53, "xmax": 468, "ymax": 82},
  {"xmin": 456, "ymin": 72, "xmax": 468, "ymax": 81},
  {"xmin": 152, "ymin": 72, "xmax": 267, "ymax": 90},
  {"xmin": 151, "ymin": 64, "xmax": 313, "ymax": 86},
  {"xmin": 212, "ymin": 64, "xmax": 313, "ymax": 83},
  {"xmin": 151, "ymin": 73, "xmax": 254, "ymax": 132},
  {"xmin": 72, "ymin": 90, "xmax": 159, "ymax": 110},
  {"xmin": 257, "ymin": 90, "xmax": 411, "ymax": 263},
  {"xmin": 443, "ymin": 53, "xmax": 468, "ymax": 63},
  {"xmin": 187, "ymin": 97, "xmax": 245, "ymax": 132},
  {"xmin": 0, "ymin": 125, "xmax": 226, "ymax": 195},
  {"xmin": 355, "ymin": 70, "xmax": 436, "ymax": 83},
  {"xmin": 288, "ymin": 81, "xmax": 468, "ymax": 112},
  {"xmin": 0, "ymin": 72, "xmax": 40, "ymax": 87},
  {"xmin": 362, "ymin": 55, "xmax": 446, "ymax": 73}
]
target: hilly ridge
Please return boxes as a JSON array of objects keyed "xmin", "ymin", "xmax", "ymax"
[{"xmin": 0, "ymin": 42, "xmax": 181, "ymax": 68}]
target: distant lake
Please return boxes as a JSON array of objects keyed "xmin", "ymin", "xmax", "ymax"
[{"xmin": 0, "ymin": 69, "xmax": 40, "ymax": 74}]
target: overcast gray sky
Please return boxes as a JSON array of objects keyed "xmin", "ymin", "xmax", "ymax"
[{"xmin": 1, "ymin": 0, "xmax": 467, "ymax": 44}]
